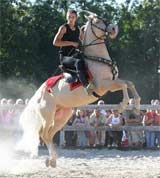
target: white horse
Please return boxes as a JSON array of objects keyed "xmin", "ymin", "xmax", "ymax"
[{"xmin": 16, "ymin": 11, "xmax": 140, "ymax": 167}]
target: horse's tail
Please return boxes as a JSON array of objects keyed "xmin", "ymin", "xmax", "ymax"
[{"xmin": 16, "ymin": 83, "xmax": 47, "ymax": 156}]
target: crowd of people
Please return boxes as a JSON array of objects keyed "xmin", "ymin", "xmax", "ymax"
[
  {"xmin": 0, "ymin": 97, "xmax": 160, "ymax": 150},
  {"xmin": 64, "ymin": 99, "xmax": 160, "ymax": 150},
  {"xmin": 0, "ymin": 98, "xmax": 27, "ymax": 126}
]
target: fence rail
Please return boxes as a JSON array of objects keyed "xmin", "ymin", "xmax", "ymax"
[
  {"xmin": 77, "ymin": 104, "xmax": 160, "ymax": 110},
  {"xmin": 0, "ymin": 104, "xmax": 160, "ymax": 110},
  {"xmin": 60, "ymin": 125, "xmax": 160, "ymax": 147},
  {"xmin": 62, "ymin": 125, "xmax": 160, "ymax": 131}
]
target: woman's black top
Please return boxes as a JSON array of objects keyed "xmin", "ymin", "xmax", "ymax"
[{"xmin": 60, "ymin": 23, "xmax": 80, "ymax": 56}]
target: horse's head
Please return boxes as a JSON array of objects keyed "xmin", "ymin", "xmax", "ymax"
[{"xmin": 83, "ymin": 10, "xmax": 118, "ymax": 40}]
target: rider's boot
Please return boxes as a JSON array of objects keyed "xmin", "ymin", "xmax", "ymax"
[{"xmin": 77, "ymin": 71, "xmax": 94, "ymax": 96}]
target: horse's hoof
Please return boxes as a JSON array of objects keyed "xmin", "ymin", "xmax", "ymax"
[
  {"xmin": 45, "ymin": 158, "xmax": 50, "ymax": 167},
  {"xmin": 50, "ymin": 159, "xmax": 57, "ymax": 168},
  {"xmin": 45, "ymin": 158, "xmax": 56, "ymax": 168}
]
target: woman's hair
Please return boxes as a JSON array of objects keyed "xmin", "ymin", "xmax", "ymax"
[{"xmin": 67, "ymin": 9, "xmax": 77, "ymax": 17}]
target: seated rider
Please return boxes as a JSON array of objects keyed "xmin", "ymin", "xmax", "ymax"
[{"xmin": 53, "ymin": 9, "xmax": 93, "ymax": 96}]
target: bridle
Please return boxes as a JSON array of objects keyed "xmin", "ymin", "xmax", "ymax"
[
  {"xmin": 81, "ymin": 17, "xmax": 118, "ymax": 81},
  {"xmin": 82, "ymin": 17, "xmax": 110, "ymax": 48},
  {"xmin": 90, "ymin": 18, "xmax": 110, "ymax": 40}
]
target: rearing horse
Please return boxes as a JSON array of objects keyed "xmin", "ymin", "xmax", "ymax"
[{"xmin": 17, "ymin": 11, "xmax": 140, "ymax": 167}]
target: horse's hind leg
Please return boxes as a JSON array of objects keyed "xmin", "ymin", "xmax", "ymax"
[
  {"xmin": 41, "ymin": 107, "xmax": 72, "ymax": 168},
  {"xmin": 40, "ymin": 125, "xmax": 57, "ymax": 168},
  {"xmin": 48, "ymin": 107, "xmax": 73, "ymax": 137},
  {"xmin": 38, "ymin": 91, "xmax": 56, "ymax": 140},
  {"xmin": 36, "ymin": 91, "xmax": 57, "ymax": 167}
]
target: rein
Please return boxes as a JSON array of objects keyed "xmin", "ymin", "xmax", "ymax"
[{"xmin": 81, "ymin": 19, "xmax": 118, "ymax": 80}]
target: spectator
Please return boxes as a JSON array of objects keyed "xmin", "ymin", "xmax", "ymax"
[
  {"xmin": 65, "ymin": 109, "xmax": 77, "ymax": 147},
  {"xmin": 5, "ymin": 99, "xmax": 15, "ymax": 124},
  {"xmin": 153, "ymin": 100, "xmax": 160, "ymax": 148},
  {"xmin": 155, "ymin": 110, "xmax": 160, "ymax": 148},
  {"xmin": 7, "ymin": 99, "xmax": 15, "ymax": 105},
  {"xmin": 125, "ymin": 113, "xmax": 144, "ymax": 149},
  {"xmin": 15, "ymin": 98, "xmax": 24, "ymax": 105},
  {"xmin": 90, "ymin": 107, "xmax": 106, "ymax": 147},
  {"xmin": 97, "ymin": 100, "xmax": 106, "ymax": 116},
  {"xmin": 144, "ymin": 109, "xmax": 159, "ymax": 149},
  {"xmin": 82, "ymin": 109, "xmax": 96, "ymax": 147},
  {"xmin": 105, "ymin": 110, "xmax": 113, "ymax": 148},
  {"xmin": 0, "ymin": 98, "xmax": 8, "ymax": 124},
  {"xmin": 73, "ymin": 109, "xmax": 89, "ymax": 148},
  {"xmin": 108, "ymin": 110, "xmax": 123, "ymax": 148},
  {"xmin": 14, "ymin": 98, "xmax": 25, "ymax": 118},
  {"xmin": 140, "ymin": 110, "xmax": 147, "ymax": 126},
  {"xmin": 151, "ymin": 99, "xmax": 155, "ymax": 105},
  {"xmin": 154, "ymin": 99, "xmax": 159, "ymax": 105},
  {"xmin": 0, "ymin": 98, "xmax": 7, "ymax": 105}
]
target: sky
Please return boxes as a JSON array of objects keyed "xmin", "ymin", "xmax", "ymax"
[{"xmin": 29, "ymin": 0, "xmax": 127, "ymax": 5}]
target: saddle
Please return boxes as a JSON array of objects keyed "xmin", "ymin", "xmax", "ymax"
[
  {"xmin": 60, "ymin": 67, "xmax": 78, "ymax": 83},
  {"xmin": 59, "ymin": 61, "xmax": 92, "ymax": 83},
  {"xmin": 59, "ymin": 50, "xmax": 91, "ymax": 83}
]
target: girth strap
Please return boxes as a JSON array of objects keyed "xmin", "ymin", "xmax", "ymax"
[
  {"xmin": 92, "ymin": 91, "xmax": 102, "ymax": 98},
  {"xmin": 84, "ymin": 55, "xmax": 118, "ymax": 80}
]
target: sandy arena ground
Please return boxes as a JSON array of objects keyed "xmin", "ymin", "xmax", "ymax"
[{"xmin": 0, "ymin": 145, "xmax": 160, "ymax": 178}]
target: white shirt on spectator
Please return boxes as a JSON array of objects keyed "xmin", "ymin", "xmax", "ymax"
[
  {"xmin": 100, "ymin": 109, "xmax": 106, "ymax": 115},
  {"xmin": 111, "ymin": 115, "xmax": 120, "ymax": 125}
]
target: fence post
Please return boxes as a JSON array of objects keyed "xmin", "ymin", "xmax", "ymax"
[{"xmin": 60, "ymin": 129, "xmax": 65, "ymax": 147}]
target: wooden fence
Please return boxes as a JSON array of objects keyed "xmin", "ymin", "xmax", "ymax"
[
  {"xmin": 0, "ymin": 104, "xmax": 160, "ymax": 147},
  {"xmin": 0, "ymin": 104, "xmax": 160, "ymax": 110},
  {"xmin": 60, "ymin": 125, "xmax": 160, "ymax": 147},
  {"xmin": 59, "ymin": 104, "xmax": 160, "ymax": 147}
]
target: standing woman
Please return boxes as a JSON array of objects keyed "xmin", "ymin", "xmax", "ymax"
[
  {"xmin": 108, "ymin": 110, "xmax": 123, "ymax": 148},
  {"xmin": 73, "ymin": 109, "xmax": 89, "ymax": 148}
]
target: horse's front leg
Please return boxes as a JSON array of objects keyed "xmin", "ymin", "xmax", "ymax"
[
  {"xmin": 125, "ymin": 80, "xmax": 141, "ymax": 113},
  {"xmin": 99, "ymin": 79, "xmax": 130, "ymax": 113}
]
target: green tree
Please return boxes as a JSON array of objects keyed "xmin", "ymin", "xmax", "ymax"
[{"xmin": 0, "ymin": 0, "xmax": 159, "ymax": 102}]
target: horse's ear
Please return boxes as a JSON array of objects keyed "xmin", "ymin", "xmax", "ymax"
[
  {"xmin": 81, "ymin": 25, "xmax": 86, "ymax": 32},
  {"xmin": 84, "ymin": 14, "xmax": 97, "ymax": 21}
]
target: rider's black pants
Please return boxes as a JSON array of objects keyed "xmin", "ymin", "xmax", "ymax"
[{"xmin": 62, "ymin": 57, "xmax": 88, "ymax": 86}]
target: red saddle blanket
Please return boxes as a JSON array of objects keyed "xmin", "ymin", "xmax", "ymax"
[
  {"xmin": 45, "ymin": 71, "xmax": 93, "ymax": 91},
  {"xmin": 45, "ymin": 74, "xmax": 88, "ymax": 91},
  {"xmin": 45, "ymin": 74, "xmax": 63, "ymax": 89}
]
